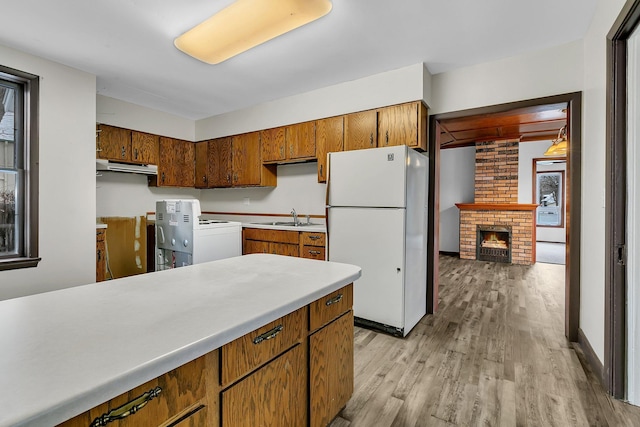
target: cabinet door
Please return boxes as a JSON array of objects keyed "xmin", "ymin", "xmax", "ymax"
[
  {"xmin": 344, "ymin": 110, "xmax": 377, "ymax": 151},
  {"xmin": 209, "ymin": 137, "xmax": 233, "ymax": 188},
  {"xmin": 97, "ymin": 124, "xmax": 131, "ymax": 162},
  {"xmin": 244, "ymin": 239, "xmax": 269, "ymax": 255},
  {"xmin": 316, "ymin": 116, "xmax": 344, "ymax": 182},
  {"xmin": 232, "ymin": 132, "xmax": 262, "ymax": 186},
  {"xmin": 271, "ymin": 242, "xmax": 299, "ymax": 257},
  {"xmin": 195, "ymin": 141, "xmax": 210, "ymax": 188},
  {"xmin": 309, "ymin": 311, "xmax": 354, "ymax": 427},
  {"xmin": 158, "ymin": 137, "xmax": 178, "ymax": 186},
  {"xmin": 131, "ymin": 131, "xmax": 159, "ymax": 165},
  {"xmin": 286, "ymin": 121, "xmax": 316, "ymax": 160},
  {"xmin": 261, "ymin": 127, "xmax": 286, "ymax": 163},
  {"xmin": 176, "ymin": 139, "xmax": 195, "ymax": 187},
  {"xmin": 222, "ymin": 344, "xmax": 307, "ymax": 427},
  {"xmin": 378, "ymin": 103, "xmax": 418, "ymax": 148}
]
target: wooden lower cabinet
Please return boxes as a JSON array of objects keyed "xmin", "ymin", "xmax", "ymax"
[
  {"xmin": 57, "ymin": 285, "xmax": 353, "ymax": 427},
  {"xmin": 221, "ymin": 344, "xmax": 307, "ymax": 427},
  {"xmin": 243, "ymin": 228, "xmax": 327, "ymax": 260},
  {"xmin": 57, "ymin": 352, "xmax": 219, "ymax": 427},
  {"xmin": 310, "ymin": 311, "xmax": 354, "ymax": 427},
  {"xmin": 96, "ymin": 228, "xmax": 106, "ymax": 282}
]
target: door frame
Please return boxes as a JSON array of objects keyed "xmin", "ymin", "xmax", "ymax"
[
  {"xmin": 605, "ymin": 0, "xmax": 640, "ymax": 400},
  {"xmin": 427, "ymin": 92, "xmax": 582, "ymax": 342}
]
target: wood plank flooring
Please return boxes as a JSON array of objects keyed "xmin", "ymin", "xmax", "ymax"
[{"xmin": 331, "ymin": 255, "xmax": 640, "ymax": 426}]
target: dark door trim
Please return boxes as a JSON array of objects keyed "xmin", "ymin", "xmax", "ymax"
[
  {"xmin": 427, "ymin": 92, "xmax": 582, "ymax": 341},
  {"xmin": 605, "ymin": 0, "xmax": 640, "ymax": 400}
]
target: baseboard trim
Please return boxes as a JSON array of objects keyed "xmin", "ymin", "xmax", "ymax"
[
  {"xmin": 439, "ymin": 251, "xmax": 459, "ymax": 257},
  {"xmin": 576, "ymin": 327, "xmax": 604, "ymax": 383}
]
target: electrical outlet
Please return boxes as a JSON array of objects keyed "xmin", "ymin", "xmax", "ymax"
[{"xmin": 243, "ymin": 197, "xmax": 250, "ymax": 206}]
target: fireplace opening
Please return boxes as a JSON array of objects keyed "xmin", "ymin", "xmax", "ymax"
[{"xmin": 476, "ymin": 225, "xmax": 512, "ymax": 263}]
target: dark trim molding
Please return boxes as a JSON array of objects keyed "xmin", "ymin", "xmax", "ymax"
[
  {"xmin": 428, "ymin": 92, "xmax": 582, "ymax": 343},
  {"xmin": 604, "ymin": 0, "xmax": 640, "ymax": 400},
  {"xmin": 577, "ymin": 327, "xmax": 605, "ymax": 382},
  {"xmin": 439, "ymin": 251, "xmax": 459, "ymax": 257}
]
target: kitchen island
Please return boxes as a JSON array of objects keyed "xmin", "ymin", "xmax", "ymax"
[{"xmin": 0, "ymin": 254, "xmax": 361, "ymax": 427}]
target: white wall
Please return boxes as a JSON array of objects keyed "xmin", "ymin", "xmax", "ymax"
[
  {"xmin": 430, "ymin": 41, "xmax": 584, "ymax": 115},
  {"xmin": 199, "ymin": 163, "xmax": 326, "ymax": 216},
  {"xmin": 518, "ymin": 140, "xmax": 566, "ymax": 243},
  {"xmin": 439, "ymin": 147, "xmax": 475, "ymax": 252},
  {"xmin": 97, "ymin": 95, "xmax": 194, "ymax": 141},
  {"xmin": 196, "ymin": 63, "xmax": 429, "ymax": 139},
  {"xmin": 579, "ymin": 0, "xmax": 627, "ymax": 365},
  {"xmin": 0, "ymin": 44, "xmax": 96, "ymax": 301}
]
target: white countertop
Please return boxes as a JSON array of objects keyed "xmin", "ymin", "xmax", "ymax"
[{"xmin": 0, "ymin": 254, "xmax": 360, "ymax": 427}]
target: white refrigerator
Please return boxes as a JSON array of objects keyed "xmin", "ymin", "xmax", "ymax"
[{"xmin": 326, "ymin": 145, "xmax": 428, "ymax": 337}]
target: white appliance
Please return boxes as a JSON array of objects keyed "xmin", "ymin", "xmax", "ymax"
[
  {"xmin": 327, "ymin": 145, "xmax": 428, "ymax": 337},
  {"xmin": 155, "ymin": 199, "xmax": 241, "ymax": 270}
]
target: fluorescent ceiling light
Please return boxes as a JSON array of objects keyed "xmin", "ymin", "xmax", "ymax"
[{"xmin": 175, "ymin": 0, "xmax": 333, "ymax": 64}]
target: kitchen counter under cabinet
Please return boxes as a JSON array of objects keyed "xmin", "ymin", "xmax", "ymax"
[{"xmin": 0, "ymin": 254, "xmax": 361, "ymax": 427}]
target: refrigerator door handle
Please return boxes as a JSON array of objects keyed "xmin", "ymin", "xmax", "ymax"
[{"xmin": 325, "ymin": 153, "xmax": 331, "ymax": 260}]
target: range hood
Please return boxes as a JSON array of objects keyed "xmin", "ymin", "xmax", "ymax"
[{"xmin": 96, "ymin": 159, "xmax": 158, "ymax": 175}]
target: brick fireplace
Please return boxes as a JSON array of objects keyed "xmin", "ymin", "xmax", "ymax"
[{"xmin": 455, "ymin": 140, "xmax": 537, "ymax": 265}]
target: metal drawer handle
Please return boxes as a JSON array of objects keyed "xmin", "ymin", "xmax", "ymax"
[
  {"xmin": 325, "ymin": 294, "xmax": 343, "ymax": 306},
  {"xmin": 309, "ymin": 250, "xmax": 321, "ymax": 255},
  {"xmin": 309, "ymin": 235, "xmax": 321, "ymax": 240},
  {"xmin": 90, "ymin": 386, "xmax": 162, "ymax": 426},
  {"xmin": 253, "ymin": 324, "xmax": 283, "ymax": 344}
]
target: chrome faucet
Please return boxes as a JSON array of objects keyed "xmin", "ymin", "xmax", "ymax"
[{"xmin": 291, "ymin": 208, "xmax": 299, "ymax": 225}]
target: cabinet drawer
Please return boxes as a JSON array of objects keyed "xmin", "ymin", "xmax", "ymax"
[
  {"xmin": 221, "ymin": 344, "xmax": 307, "ymax": 427},
  {"xmin": 309, "ymin": 284, "xmax": 353, "ymax": 332},
  {"xmin": 58, "ymin": 352, "xmax": 217, "ymax": 427},
  {"xmin": 221, "ymin": 306, "xmax": 307, "ymax": 387},
  {"xmin": 301, "ymin": 232, "xmax": 325, "ymax": 246},
  {"xmin": 302, "ymin": 245, "xmax": 325, "ymax": 260},
  {"xmin": 243, "ymin": 228, "xmax": 299, "ymax": 244}
]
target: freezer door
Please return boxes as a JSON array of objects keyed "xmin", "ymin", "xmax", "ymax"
[
  {"xmin": 328, "ymin": 145, "xmax": 407, "ymax": 208},
  {"xmin": 328, "ymin": 207, "xmax": 405, "ymax": 329}
]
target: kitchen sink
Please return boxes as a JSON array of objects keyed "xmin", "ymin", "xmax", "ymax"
[{"xmin": 251, "ymin": 221, "xmax": 320, "ymax": 227}]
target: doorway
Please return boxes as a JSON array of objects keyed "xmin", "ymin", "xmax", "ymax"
[
  {"xmin": 606, "ymin": 0, "xmax": 640, "ymax": 403},
  {"xmin": 426, "ymin": 92, "xmax": 582, "ymax": 343}
]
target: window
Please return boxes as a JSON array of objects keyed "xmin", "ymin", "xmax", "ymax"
[
  {"xmin": 535, "ymin": 170, "xmax": 564, "ymax": 227},
  {"xmin": 0, "ymin": 65, "xmax": 39, "ymax": 270}
]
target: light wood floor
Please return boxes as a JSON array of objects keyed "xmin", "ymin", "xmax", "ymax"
[{"xmin": 331, "ymin": 255, "xmax": 640, "ymax": 426}]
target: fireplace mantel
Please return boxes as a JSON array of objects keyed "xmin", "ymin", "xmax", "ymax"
[{"xmin": 455, "ymin": 203, "xmax": 538, "ymax": 211}]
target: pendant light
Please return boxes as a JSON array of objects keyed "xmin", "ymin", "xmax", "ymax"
[
  {"xmin": 175, "ymin": 0, "xmax": 333, "ymax": 64},
  {"xmin": 544, "ymin": 126, "xmax": 568, "ymax": 156}
]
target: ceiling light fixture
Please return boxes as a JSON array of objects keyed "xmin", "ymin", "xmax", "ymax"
[
  {"xmin": 174, "ymin": 0, "xmax": 333, "ymax": 64},
  {"xmin": 544, "ymin": 125, "xmax": 568, "ymax": 156}
]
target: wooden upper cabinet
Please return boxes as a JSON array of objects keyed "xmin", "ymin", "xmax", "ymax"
[
  {"xmin": 96, "ymin": 124, "xmax": 132, "ymax": 162},
  {"xmin": 209, "ymin": 137, "xmax": 233, "ymax": 188},
  {"xmin": 131, "ymin": 131, "xmax": 159, "ymax": 165},
  {"xmin": 286, "ymin": 121, "xmax": 316, "ymax": 160},
  {"xmin": 158, "ymin": 137, "xmax": 195, "ymax": 187},
  {"xmin": 261, "ymin": 127, "xmax": 286, "ymax": 163},
  {"xmin": 195, "ymin": 141, "xmax": 210, "ymax": 188},
  {"xmin": 315, "ymin": 116, "xmax": 344, "ymax": 183},
  {"xmin": 378, "ymin": 101, "xmax": 428, "ymax": 151},
  {"xmin": 344, "ymin": 110, "xmax": 377, "ymax": 151}
]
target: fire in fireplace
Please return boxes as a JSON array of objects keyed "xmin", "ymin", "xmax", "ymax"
[{"xmin": 476, "ymin": 225, "xmax": 512, "ymax": 263}]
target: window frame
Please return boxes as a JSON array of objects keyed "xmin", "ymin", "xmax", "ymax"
[{"xmin": 0, "ymin": 64, "xmax": 39, "ymax": 271}]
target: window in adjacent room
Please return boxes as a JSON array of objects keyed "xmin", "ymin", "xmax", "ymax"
[{"xmin": 0, "ymin": 65, "xmax": 39, "ymax": 270}]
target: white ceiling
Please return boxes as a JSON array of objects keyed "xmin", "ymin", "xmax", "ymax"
[{"xmin": 0, "ymin": 0, "xmax": 596, "ymax": 120}]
